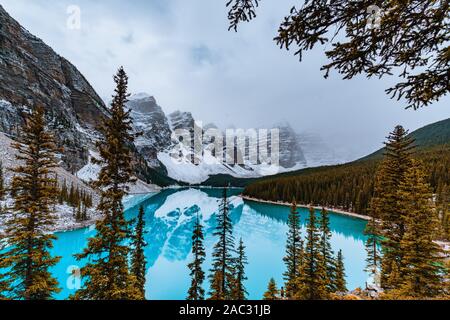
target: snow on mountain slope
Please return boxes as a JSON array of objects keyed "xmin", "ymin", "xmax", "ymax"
[
  {"xmin": 150, "ymin": 188, "xmax": 243, "ymax": 261},
  {"xmin": 297, "ymin": 132, "xmax": 342, "ymax": 167},
  {"xmin": 124, "ymin": 93, "xmax": 344, "ymax": 185},
  {"xmin": 76, "ymin": 149, "xmax": 160, "ymax": 194},
  {"xmin": 0, "ymin": 133, "xmax": 101, "ymax": 233},
  {"xmin": 127, "ymin": 94, "xmax": 172, "ymax": 168}
]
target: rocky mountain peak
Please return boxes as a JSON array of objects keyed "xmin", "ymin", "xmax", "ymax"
[
  {"xmin": 0, "ymin": 5, "xmax": 108, "ymax": 172},
  {"xmin": 169, "ymin": 110, "xmax": 195, "ymax": 131}
]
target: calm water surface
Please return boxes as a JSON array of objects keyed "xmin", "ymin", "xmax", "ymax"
[{"xmin": 46, "ymin": 188, "xmax": 369, "ymax": 300}]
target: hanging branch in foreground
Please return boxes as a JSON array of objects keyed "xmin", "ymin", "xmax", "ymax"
[
  {"xmin": 226, "ymin": 0, "xmax": 450, "ymax": 110},
  {"xmin": 226, "ymin": 0, "xmax": 260, "ymax": 31}
]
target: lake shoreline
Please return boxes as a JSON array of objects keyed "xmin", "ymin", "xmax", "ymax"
[{"xmin": 241, "ymin": 195, "xmax": 371, "ymax": 221}]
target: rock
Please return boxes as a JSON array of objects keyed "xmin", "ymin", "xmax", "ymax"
[{"xmin": 0, "ymin": 4, "xmax": 108, "ymax": 172}]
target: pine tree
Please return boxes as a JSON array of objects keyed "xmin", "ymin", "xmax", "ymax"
[
  {"xmin": 0, "ymin": 238, "xmax": 10, "ymax": 300},
  {"xmin": 0, "ymin": 106, "xmax": 60, "ymax": 300},
  {"xmin": 131, "ymin": 206, "xmax": 148, "ymax": 300},
  {"xmin": 187, "ymin": 213, "xmax": 206, "ymax": 300},
  {"xmin": 69, "ymin": 183, "xmax": 76, "ymax": 207},
  {"xmin": 318, "ymin": 208, "xmax": 336, "ymax": 293},
  {"xmin": 370, "ymin": 125, "xmax": 415, "ymax": 290},
  {"xmin": 72, "ymin": 67, "xmax": 140, "ymax": 300},
  {"xmin": 437, "ymin": 183, "xmax": 450, "ymax": 239},
  {"xmin": 283, "ymin": 199, "xmax": 303, "ymax": 298},
  {"xmin": 231, "ymin": 238, "xmax": 248, "ymax": 300},
  {"xmin": 396, "ymin": 161, "xmax": 446, "ymax": 298},
  {"xmin": 209, "ymin": 187, "xmax": 235, "ymax": 300},
  {"xmin": 364, "ymin": 185, "xmax": 383, "ymax": 284},
  {"xmin": 263, "ymin": 278, "xmax": 279, "ymax": 300},
  {"xmin": 59, "ymin": 179, "xmax": 68, "ymax": 205},
  {"xmin": 82, "ymin": 203, "xmax": 88, "ymax": 221},
  {"xmin": 0, "ymin": 160, "xmax": 5, "ymax": 201},
  {"xmin": 334, "ymin": 250, "xmax": 347, "ymax": 293},
  {"xmin": 294, "ymin": 207, "xmax": 328, "ymax": 300}
]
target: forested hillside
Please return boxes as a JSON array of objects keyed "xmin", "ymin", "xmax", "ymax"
[{"xmin": 243, "ymin": 120, "xmax": 450, "ymax": 216}]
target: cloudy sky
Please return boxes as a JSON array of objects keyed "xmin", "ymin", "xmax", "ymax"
[{"xmin": 2, "ymin": 0, "xmax": 449, "ymax": 160}]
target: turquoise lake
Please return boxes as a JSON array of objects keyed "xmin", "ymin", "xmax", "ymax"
[{"xmin": 44, "ymin": 188, "xmax": 370, "ymax": 300}]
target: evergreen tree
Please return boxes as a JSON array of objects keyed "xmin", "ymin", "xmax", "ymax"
[
  {"xmin": 396, "ymin": 161, "xmax": 446, "ymax": 298},
  {"xmin": 75, "ymin": 202, "xmax": 82, "ymax": 222},
  {"xmin": 131, "ymin": 206, "xmax": 147, "ymax": 300},
  {"xmin": 209, "ymin": 187, "xmax": 235, "ymax": 300},
  {"xmin": 187, "ymin": 213, "xmax": 206, "ymax": 300},
  {"xmin": 0, "ymin": 106, "xmax": 60, "ymax": 300},
  {"xmin": 231, "ymin": 238, "xmax": 248, "ymax": 300},
  {"xmin": 371, "ymin": 125, "xmax": 415, "ymax": 290},
  {"xmin": 318, "ymin": 208, "xmax": 336, "ymax": 293},
  {"xmin": 334, "ymin": 250, "xmax": 347, "ymax": 293},
  {"xmin": 59, "ymin": 179, "xmax": 68, "ymax": 205},
  {"xmin": 294, "ymin": 207, "xmax": 328, "ymax": 300},
  {"xmin": 82, "ymin": 203, "xmax": 88, "ymax": 221},
  {"xmin": 283, "ymin": 199, "xmax": 303, "ymax": 298},
  {"xmin": 263, "ymin": 278, "xmax": 279, "ymax": 300},
  {"xmin": 436, "ymin": 183, "xmax": 450, "ymax": 239},
  {"xmin": 72, "ymin": 67, "xmax": 140, "ymax": 300}
]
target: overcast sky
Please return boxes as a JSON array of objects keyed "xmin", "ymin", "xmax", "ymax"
[{"xmin": 2, "ymin": 0, "xmax": 449, "ymax": 160}]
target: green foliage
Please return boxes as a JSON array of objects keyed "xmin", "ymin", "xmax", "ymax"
[
  {"xmin": 243, "ymin": 146, "xmax": 450, "ymax": 238},
  {"xmin": 319, "ymin": 208, "xmax": 336, "ymax": 293},
  {"xmin": 0, "ymin": 106, "xmax": 61, "ymax": 300},
  {"xmin": 263, "ymin": 278, "xmax": 279, "ymax": 300},
  {"xmin": 294, "ymin": 207, "xmax": 328, "ymax": 300},
  {"xmin": 131, "ymin": 206, "xmax": 148, "ymax": 300},
  {"xmin": 283, "ymin": 199, "xmax": 303, "ymax": 298},
  {"xmin": 227, "ymin": 1, "xmax": 450, "ymax": 110},
  {"xmin": 364, "ymin": 207, "xmax": 382, "ymax": 281},
  {"xmin": 209, "ymin": 188, "xmax": 236, "ymax": 300},
  {"xmin": 231, "ymin": 238, "xmax": 248, "ymax": 300},
  {"xmin": 72, "ymin": 67, "xmax": 140, "ymax": 300},
  {"xmin": 226, "ymin": 0, "xmax": 259, "ymax": 31},
  {"xmin": 372, "ymin": 126, "xmax": 416, "ymax": 290},
  {"xmin": 58, "ymin": 179, "xmax": 93, "ymax": 221},
  {"xmin": 334, "ymin": 250, "xmax": 347, "ymax": 293},
  {"xmin": 0, "ymin": 238, "xmax": 10, "ymax": 300},
  {"xmin": 187, "ymin": 214, "xmax": 206, "ymax": 300}
]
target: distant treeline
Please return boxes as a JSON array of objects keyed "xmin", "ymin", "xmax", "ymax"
[{"xmin": 243, "ymin": 145, "xmax": 450, "ymax": 216}]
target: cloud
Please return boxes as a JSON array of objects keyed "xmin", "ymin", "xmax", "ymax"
[{"xmin": 1, "ymin": 0, "xmax": 449, "ymax": 160}]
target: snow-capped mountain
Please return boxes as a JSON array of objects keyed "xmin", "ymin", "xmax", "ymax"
[
  {"xmin": 297, "ymin": 132, "xmax": 341, "ymax": 168},
  {"xmin": 125, "ymin": 93, "xmax": 342, "ymax": 184},
  {"xmin": 127, "ymin": 93, "xmax": 172, "ymax": 167}
]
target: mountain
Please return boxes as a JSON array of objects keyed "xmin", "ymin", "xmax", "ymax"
[
  {"xmin": 242, "ymin": 118, "xmax": 450, "ymax": 215},
  {"xmin": 0, "ymin": 5, "xmax": 108, "ymax": 172},
  {"xmin": 124, "ymin": 93, "xmax": 332, "ymax": 184},
  {"xmin": 362, "ymin": 118, "xmax": 450, "ymax": 160},
  {"xmin": 0, "ymin": 5, "xmax": 342, "ymax": 187}
]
